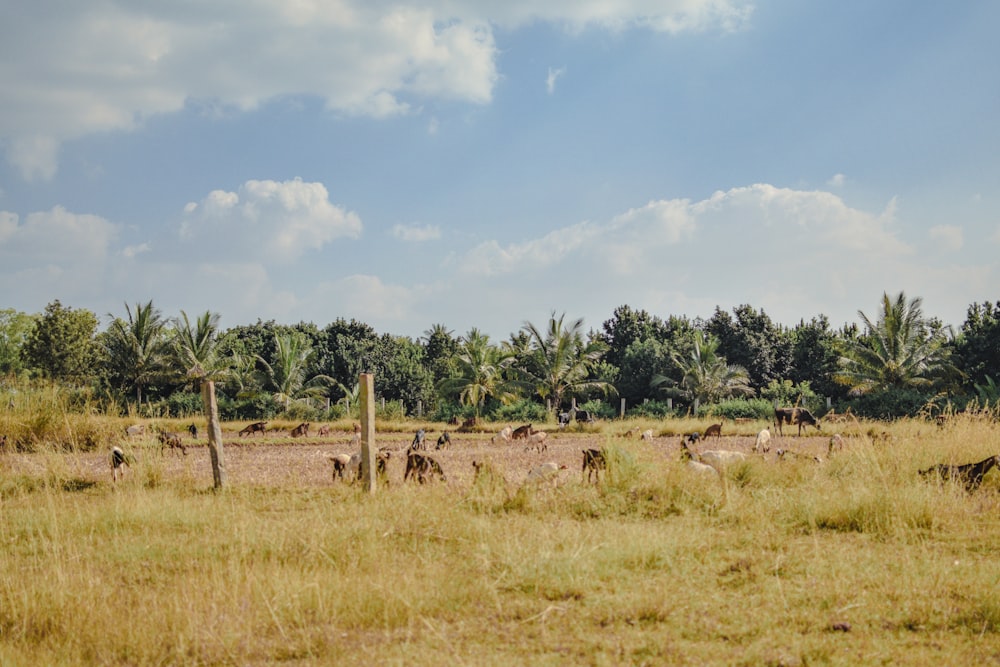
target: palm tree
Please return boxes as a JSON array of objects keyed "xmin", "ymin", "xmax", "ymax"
[
  {"xmin": 654, "ymin": 331, "xmax": 754, "ymax": 404},
  {"xmin": 835, "ymin": 292, "xmax": 957, "ymax": 394},
  {"xmin": 256, "ymin": 332, "xmax": 333, "ymax": 410},
  {"xmin": 516, "ymin": 312, "xmax": 612, "ymax": 409},
  {"xmin": 437, "ymin": 328, "xmax": 519, "ymax": 415},
  {"xmin": 104, "ymin": 300, "xmax": 171, "ymax": 406},
  {"xmin": 172, "ymin": 310, "xmax": 229, "ymax": 389}
]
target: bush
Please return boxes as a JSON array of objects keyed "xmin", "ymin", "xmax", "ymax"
[
  {"xmin": 842, "ymin": 389, "xmax": 931, "ymax": 420},
  {"xmin": 490, "ymin": 399, "xmax": 548, "ymax": 423},
  {"xmin": 577, "ymin": 399, "xmax": 617, "ymax": 420},
  {"xmin": 626, "ymin": 400, "xmax": 677, "ymax": 419},
  {"xmin": 708, "ymin": 398, "xmax": 774, "ymax": 421},
  {"xmin": 761, "ymin": 379, "xmax": 822, "ymax": 412},
  {"xmin": 163, "ymin": 391, "xmax": 204, "ymax": 418},
  {"xmin": 376, "ymin": 399, "xmax": 407, "ymax": 421}
]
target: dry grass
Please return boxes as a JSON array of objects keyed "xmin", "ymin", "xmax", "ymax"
[{"xmin": 2, "ymin": 413, "xmax": 1000, "ymax": 664}]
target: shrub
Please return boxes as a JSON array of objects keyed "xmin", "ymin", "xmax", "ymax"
[
  {"xmin": 626, "ymin": 400, "xmax": 676, "ymax": 419},
  {"xmin": 577, "ymin": 399, "xmax": 617, "ymax": 420},
  {"xmin": 491, "ymin": 399, "xmax": 548, "ymax": 423},
  {"xmin": 761, "ymin": 379, "xmax": 822, "ymax": 412},
  {"xmin": 708, "ymin": 398, "xmax": 774, "ymax": 421},
  {"xmin": 842, "ymin": 388, "xmax": 931, "ymax": 420}
]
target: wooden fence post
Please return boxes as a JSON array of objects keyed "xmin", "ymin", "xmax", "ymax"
[
  {"xmin": 201, "ymin": 380, "xmax": 225, "ymax": 490},
  {"xmin": 359, "ymin": 373, "xmax": 377, "ymax": 494}
]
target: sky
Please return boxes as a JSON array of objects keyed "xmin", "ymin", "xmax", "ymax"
[{"xmin": 1, "ymin": 1, "xmax": 998, "ymax": 342}]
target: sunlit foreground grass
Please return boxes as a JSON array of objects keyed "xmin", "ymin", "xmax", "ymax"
[{"xmin": 3, "ymin": 418, "xmax": 1000, "ymax": 665}]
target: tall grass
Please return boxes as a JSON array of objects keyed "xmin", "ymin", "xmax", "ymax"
[{"xmin": 2, "ymin": 410, "xmax": 1000, "ymax": 664}]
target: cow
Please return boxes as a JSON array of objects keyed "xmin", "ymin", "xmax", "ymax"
[
  {"xmin": 557, "ymin": 411, "xmax": 572, "ymax": 428},
  {"xmin": 239, "ymin": 421, "xmax": 267, "ymax": 437},
  {"xmin": 774, "ymin": 407, "xmax": 821, "ymax": 436},
  {"xmin": 290, "ymin": 422, "xmax": 310, "ymax": 438},
  {"xmin": 574, "ymin": 409, "xmax": 594, "ymax": 423}
]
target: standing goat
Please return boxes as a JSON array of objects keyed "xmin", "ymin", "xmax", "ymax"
[
  {"xmin": 919, "ymin": 455, "xmax": 1000, "ymax": 492},
  {"xmin": 111, "ymin": 446, "xmax": 129, "ymax": 482},
  {"xmin": 582, "ymin": 448, "xmax": 606, "ymax": 483}
]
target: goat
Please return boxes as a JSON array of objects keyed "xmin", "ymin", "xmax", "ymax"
[
  {"xmin": 290, "ymin": 422, "xmax": 310, "ymax": 438},
  {"xmin": 239, "ymin": 421, "xmax": 267, "ymax": 437},
  {"xmin": 511, "ymin": 424, "xmax": 533, "ymax": 440},
  {"xmin": 774, "ymin": 407, "xmax": 821, "ymax": 436},
  {"xmin": 125, "ymin": 424, "xmax": 145, "ymax": 438},
  {"xmin": 525, "ymin": 462, "xmax": 567, "ymax": 486},
  {"xmin": 582, "ymin": 448, "xmax": 606, "ymax": 483},
  {"xmin": 524, "ymin": 431, "xmax": 548, "ymax": 453},
  {"xmin": 0, "ymin": 434, "xmax": 8, "ymax": 450},
  {"xmin": 641, "ymin": 429, "xmax": 654, "ymax": 442},
  {"xmin": 697, "ymin": 449, "xmax": 748, "ymax": 472},
  {"xmin": 410, "ymin": 429, "xmax": 427, "ymax": 451},
  {"xmin": 490, "ymin": 425, "xmax": 513, "ymax": 444},
  {"xmin": 317, "ymin": 425, "xmax": 331, "ymax": 437},
  {"xmin": 404, "ymin": 450, "xmax": 446, "ymax": 484},
  {"xmin": 110, "ymin": 446, "xmax": 129, "ymax": 482},
  {"xmin": 436, "ymin": 432, "xmax": 452, "ymax": 450},
  {"xmin": 704, "ymin": 423, "xmax": 723, "ymax": 439},
  {"xmin": 685, "ymin": 432, "xmax": 701, "ymax": 446},
  {"xmin": 828, "ymin": 434, "xmax": 844, "ymax": 455},
  {"xmin": 753, "ymin": 429, "xmax": 771, "ymax": 454},
  {"xmin": 775, "ymin": 448, "xmax": 823, "ymax": 464},
  {"xmin": 157, "ymin": 431, "xmax": 187, "ymax": 456},
  {"xmin": 919, "ymin": 455, "xmax": 1000, "ymax": 492},
  {"xmin": 336, "ymin": 450, "xmax": 392, "ymax": 483},
  {"xmin": 679, "ymin": 441, "xmax": 718, "ymax": 476},
  {"xmin": 330, "ymin": 453, "xmax": 352, "ymax": 481},
  {"xmin": 188, "ymin": 423, "xmax": 199, "ymax": 440}
]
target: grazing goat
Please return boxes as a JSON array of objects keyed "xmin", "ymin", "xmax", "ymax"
[
  {"xmin": 828, "ymin": 433, "xmax": 844, "ymax": 455},
  {"xmin": 753, "ymin": 429, "xmax": 771, "ymax": 454},
  {"xmin": 582, "ymin": 448, "xmax": 606, "ymax": 483},
  {"xmin": 679, "ymin": 441, "xmax": 718, "ymax": 476},
  {"xmin": 641, "ymin": 429, "xmax": 654, "ymax": 442},
  {"xmin": 330, "ymin": 453, "xmax": 352, "ymax": 481},
  {"xmin": 239, "ymin": 421, "xmax": 267, "ymax": 437},
  {"xmin": 524, "ymin": 431, "xmax": 548, "ymax": 452},
  {"xmin": 685, "ymin": 432, "xmax": 701, "ymax": 446},
  {"xmin": 491, "ymin": 425, "xmax": 513, "ymax": 444},
  {"xmin": 525, "ymin": 462, "xmax": 567, "ymax": 486},
  {"xmin": 290, "ymin": 422, "xmax": 310, "ymax": 438},
  {"xmin": 919, "ymin": 455, "xmax": 1000, "ymax": 492},
  {"xmin": 111, "ymin": 446, "xmax": 129, "ymax": 482},
  {"xmin": 704, "ymin": 423, "xmax": 723, "ymax": 440},
  {"xmin": 125, "ymin": 424, "xmax": 145, "ymax": 437},
  {"xmin": 157, "ymin": 431, "xmax": 187, "ymax": 456},
  {"xmin": 336, "ymin": 450, "xmax": 392, "ymax": 483},
  {"xmin": 697, "ymin": 448, "xmax": 748, "ymax": 472},
  {"xmin": 436, "ymin": 432, "xmax": 452, "ymax": 450},
  {"xmin": 511, "ymin": 424, "xmax": 533, "ymax": 440},
  {"xmin": 188, "ymin": 423, "xmax": 199, "ymax": 440},
  {"xmin": 404, "ymin": 451, "xmax": 446, "ymax": 484},
  {"xmin": 317, "ymin": 425, "xmax": 331, "ymax": 437},
  {"xmin": 410, "ymin": 429, "xmax": 427, "ymax": 451},
  {"xmin": 775, "ymin": 448, "xmax": 823, "ymax": 464},
  {"xmin": 774, "ymin": 407, "xmax": 821, "ymax": 436}
]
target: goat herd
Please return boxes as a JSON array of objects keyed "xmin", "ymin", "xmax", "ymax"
[{"xmin": 102, "ymin": 407, "xmax": 1000, "ymax": 494}]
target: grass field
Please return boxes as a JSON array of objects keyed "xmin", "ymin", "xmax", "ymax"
[{"xmin": 2, "ymin": 414, "xmax": 1000, "ymax": 665}]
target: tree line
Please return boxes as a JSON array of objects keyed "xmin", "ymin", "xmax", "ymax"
[{"xmin": 1, "ymin": 291, "xmax": 998, "ymax": 422}]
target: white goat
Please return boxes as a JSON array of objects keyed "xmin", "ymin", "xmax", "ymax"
[
  {"xmin": 641, "ymin": 429, "xmax": 654, "ymax": 441},
  {"xmin": 525, "ymin": 462, "xmax": 566, "ymax": 486},
  {"xmin": 753, "ymin": 429, "xmax": 771, "ymax": 454},
  {"xmin": 524, "ymin": 431, "xmax": 548, "ymax": 452},
  {"xmin": 491, "ymin": 425, "xmax": 513, "ymax": 444},
  {"xmin": 111, "ymin": 446, "xmax": 129, "ymax": 482},
  {"xmin": 697, "ymin": 449, "xmax": 748, "ymax": 473},
  {"xmin": 679, "ymin": 440, "xmax": 718, "ymax": 476}
]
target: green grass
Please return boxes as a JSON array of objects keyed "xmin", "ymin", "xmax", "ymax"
[{"xmin": 2, "ymin": 414, "xmax": 1000, "ymax": 664}]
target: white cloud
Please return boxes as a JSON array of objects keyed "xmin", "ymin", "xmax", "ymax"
[
  {"xmin": 0, "ymin": 1, "xmax": 750, "ymax": 179},
  {"xmin": 547, "ymin": 67, "xmax": 565, "ymax": 94},
  {"xmin": 180, "ymin": 178, "xmax": 362, "ymax": 262},
  {"xmin": 122, "ymin": 243, "xmax": 151, "ymax": 258},
  {"xmin": 827, "ymin": 173, "xmax": 846, "ymax": 187},
  {"xmin": 392, "ymin": 223, "xmax": 441, "ymax": 242},
  {"xmin": 928, "ymin": 225, "xmax": 963, "ymax": 251}
]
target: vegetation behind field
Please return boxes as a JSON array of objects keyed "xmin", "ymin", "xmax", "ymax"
[{"xmin": 2, "ymin": 409, "xmax": 1000, "ymax": 665}]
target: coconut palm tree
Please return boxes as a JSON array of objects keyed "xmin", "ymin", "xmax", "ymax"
[
  {"xmin": 835, "ymin": 292, "xmax": 957, "ymax": 394},
  {"xmin": 256, "ymin": 332, "xmax": 333, "ymax": 410},
  {"xmin": 172, "ymin": 310, "xmax": 229, "ymax": 390},
  {"xmin": 437, "ymin": 328, "xmax": 519, "ymax": 415},
  {"xmin": 653, "ymin": 330, "xmax": 754, "ymax": 404},
  {"xmin": 516, "ymin": 312, "xmax": 611, "ymax": 409},
  {"xmin": 104, "ymin": 300, "xmax": 171, "ymax": 406}
]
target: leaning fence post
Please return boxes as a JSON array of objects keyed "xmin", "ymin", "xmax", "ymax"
[
  {"xmin": 620, "ymin": 398, "xmax": 626, "ymax": 419},
  {"xmin": 359, "ymin": 373, "xmax": 377, "ymax": 494},
  {"xmin": 201, "ymin": 380, "xmax": 225, "ymax": 490}
]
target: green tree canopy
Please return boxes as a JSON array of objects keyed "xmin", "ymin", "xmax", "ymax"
[
  {"xmin": 21, "ymin": 300, "xmax": 100, "ymax": 385},
  {"xmin": 0, "ymin": 309, "xmax": 37, "ymax": 376},
  {"xmin": 437, "ymin": 328, "xmax": 519, "ymax": 415}
]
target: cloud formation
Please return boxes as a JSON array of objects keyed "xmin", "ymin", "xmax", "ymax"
[{"xmin": 0, "ymin": 0, "xmax": 751, "ymax": 179}]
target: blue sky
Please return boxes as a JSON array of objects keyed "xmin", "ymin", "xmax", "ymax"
[{"xmin": 1, "ymin": 1, "xmax": 998, "ymax": 341}]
